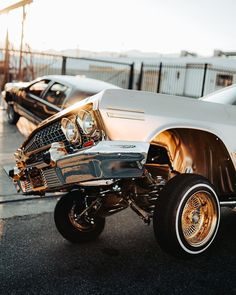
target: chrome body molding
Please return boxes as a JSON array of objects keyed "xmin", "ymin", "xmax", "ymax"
[{"xmin": 220, "ymin": 201, "xmax": 236, "ymax": 206}]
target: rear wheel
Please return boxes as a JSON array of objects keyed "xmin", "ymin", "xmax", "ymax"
[
  {"xmin": 6, "ymin": 104, "xmax": 19, "ymax": 125},
  {"xmin": 54, "ymin": 191, "xmax": 105, "ymax": 243},
  {"xmin": 153, "ymin": 174, "xmax": 220, "ymax": 258}
]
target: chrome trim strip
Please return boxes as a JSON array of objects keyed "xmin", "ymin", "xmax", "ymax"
[
  {"xmin": 26, "ymin": 144, "xmax": 51, "ymax": 157},
  {"xmin": 107, "ymin": 107, "xmax": 144, "ymax": 114},
  {"xmin": 220, "ymin": 201, "xmax": 236, "ymax": 206},
  {"xmin": 106, "ymin": 107, "xmax": 145, "ymax": 121}
]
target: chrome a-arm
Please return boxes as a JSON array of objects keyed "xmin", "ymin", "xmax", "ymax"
[{"xmin": 12, "ymin": 141, "xmax": 149, "ymax": 194}]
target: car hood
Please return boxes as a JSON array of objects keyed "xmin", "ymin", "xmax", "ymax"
[{"xmin": 4, "ymin": 81, "xmax": 30, "ymax": 92}]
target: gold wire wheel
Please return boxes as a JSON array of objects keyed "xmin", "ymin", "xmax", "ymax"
[{"xmin": 181, "ymin": 191, "xmax": 218, "ymax": 247}]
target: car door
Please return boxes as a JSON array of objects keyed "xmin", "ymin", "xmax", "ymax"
[
  {"xmin": 37, "ymin": 82, "xmax": 70, "ymax": 120},
  {"xmin": 21, "ymin": 79, "xmax": 51, "ymax": 123}
]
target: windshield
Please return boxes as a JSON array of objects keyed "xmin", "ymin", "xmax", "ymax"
[{"xmin": 201, "ymin": 85, "xmax": 236, "ymax": 105}]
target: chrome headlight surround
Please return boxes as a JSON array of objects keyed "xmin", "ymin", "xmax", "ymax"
[
  {"xmin": 61, "ymin": 117, "xmax": 82, "ymax": 145},
  {"xmin": 77, "ymin": 110, "xmax": 97, "ymax": 135}
]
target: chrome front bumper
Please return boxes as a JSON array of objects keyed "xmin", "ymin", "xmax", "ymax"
[{"xmin": 11, "ymin": 141, "xmax": 150, "ymax": 194}]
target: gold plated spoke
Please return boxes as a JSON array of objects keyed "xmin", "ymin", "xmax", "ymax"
[{"xmin": 181, "ymin": 190, "xmax": 217, "ymax": 247}]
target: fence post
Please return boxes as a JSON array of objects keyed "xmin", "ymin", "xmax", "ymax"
[
  {"xmin": 137, "ymin": 62, "xmax": 144, "ymax": 90},
  {"xmin": 201, "ymin": 63, "xmax": 208, "ymax": 97},
  {"xmin": 157, "ymin": 62, "xmax": 162, "ymax": 93},
  {"xmin": 128, "ymin": 62, "xmax": 135, "ymax": 89},
  {"xmin": 61, "ymin": 56, "xmax": 67, "ymax": 75}
]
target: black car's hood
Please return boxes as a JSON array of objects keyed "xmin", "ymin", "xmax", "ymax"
[{"xmin": 5, "ymin": 81, "xmax": 30, "ymax": 92}]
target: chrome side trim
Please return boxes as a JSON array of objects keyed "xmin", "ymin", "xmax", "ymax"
[
  {"xmin": 106, "ymin": 107, "xmax": 145, "ymax": 121},
  {"xmin": 220, "ymin": 201, "xmax": 236, "ymax": 206}
]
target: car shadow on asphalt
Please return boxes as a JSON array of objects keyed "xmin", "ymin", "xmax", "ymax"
[
  {"xmin": 57, "ymin": 208, "xmax": 236, "ymax": 293},
  {"xmin": 2, "ymin": 208, "xmax": 236, "ymax": 294}
]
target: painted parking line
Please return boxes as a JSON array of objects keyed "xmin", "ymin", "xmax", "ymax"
[{"xmin": 0, "ymin": 219, "xmax": 5, "ymax": 240}]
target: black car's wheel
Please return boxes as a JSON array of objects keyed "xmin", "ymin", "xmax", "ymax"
[
  {"xmin": 153, "ymin": 174, "xmax": 220, "ymax": 258},
  {"xmin": 6, "ymin": 104, "xmax": 20, "ymax": 124},
  {"xmin": 54, "ymin": 191, "xmax": 105, "ymax": 243}
]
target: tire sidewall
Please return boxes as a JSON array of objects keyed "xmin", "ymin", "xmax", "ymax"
[
  {"xmin": 54, "ymin": 192, "xmax": 105, "ymax": 243},
  {"xmin": 175, "ymin": 183, "xmax": 220, "ymax": 255},
  {"xmin": 7, "ymin": 105, "xmax": 14, "ymax": 121},
  {"xmin": 7, "ymin": 104, "xmax": 19, "ymax": 124}
]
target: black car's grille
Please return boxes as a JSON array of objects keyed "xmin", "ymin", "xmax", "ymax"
[{"xmin": 24, "ymin": 120, "xmax": 82, "ymax": 154}]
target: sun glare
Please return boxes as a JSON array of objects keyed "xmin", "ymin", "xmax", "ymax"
[
  {"xmin": 0, "ymin": 0, "xmax": 236, "ymax": 56},
  {"xmin": 0, "ymin": 5, "xmax": 25, "ymax": 48}
]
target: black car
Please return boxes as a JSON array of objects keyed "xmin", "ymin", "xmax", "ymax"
[{"xmin": 2, "ymin": 75, "xmax": 119, "ymax": 125}]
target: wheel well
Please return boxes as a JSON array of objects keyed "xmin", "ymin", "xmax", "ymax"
[{"xmin": 147, "ymin": 128, "xmax": 236, "ymax": 196}]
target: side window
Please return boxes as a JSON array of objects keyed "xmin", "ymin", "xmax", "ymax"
[
  {"xmin": 28, "ymin": 80, "xmax": 50, "ymax": 97},
  {"xmin": 44, "ymin": 83, "xmax": 69, "ymax": 108}
]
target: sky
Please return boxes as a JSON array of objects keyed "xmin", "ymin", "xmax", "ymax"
[{"xmin": 0, "ymin": 0, "xmax": 236, "ymax": 56}]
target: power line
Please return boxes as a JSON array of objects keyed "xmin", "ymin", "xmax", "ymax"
[{"xmin": 0, "ymin": 0, "xmax": 32, "ymax": 15}]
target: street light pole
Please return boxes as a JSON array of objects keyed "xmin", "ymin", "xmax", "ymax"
[{"xmin": 3, "ymin": 29, "xmax": 10, "ymax": 88}]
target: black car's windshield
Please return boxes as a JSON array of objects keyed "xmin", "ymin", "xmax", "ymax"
[{"xmin": 201, "ymin": 85, "xmax": 236, "ymax": 105}]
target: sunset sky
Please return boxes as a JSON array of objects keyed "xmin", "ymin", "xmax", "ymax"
[{"xmin": 0, "ymin": 0, "xmax": 235, "ymax": 56}]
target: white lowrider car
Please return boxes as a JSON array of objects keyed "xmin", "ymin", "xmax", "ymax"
[{"xmin": 10, "ymin": 86, "xmax": 236, "ymax": 258}]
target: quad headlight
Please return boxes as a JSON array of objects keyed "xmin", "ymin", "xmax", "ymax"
[
  {"xmin": 77, "ymin": 110, "xmax": 96, "ymax": 135},
  {"xmin": 61, "ymin": 117, "xmax": 81, "ymax": 144},
  {"xmin": 61, "ymin": 109, "xmax": 97, "ymax": 146}
]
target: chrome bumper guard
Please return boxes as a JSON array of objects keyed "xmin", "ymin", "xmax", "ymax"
[{"xmin": 11, "ymin": 141, "xmax": 149, "ymax": 194}]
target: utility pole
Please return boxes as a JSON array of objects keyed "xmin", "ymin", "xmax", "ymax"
[
  {"xmin": 0, "ymin": 0, "xmax": 33, "ymax": 85},
  {"xmin": 2, "ymin": 29, "xmax": 10, "ymax": 90},
  {"xmin": 18, "ymin": 5, "xmax": 26, "ymax": 80}
]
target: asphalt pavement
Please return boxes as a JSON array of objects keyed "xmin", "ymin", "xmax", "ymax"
[
  {"xmin": 2, "ymin": 208, "xmax": 236, "ymax": 295},
  {"xmin": 1, "ymin": 108, "xmax": 236, "ymax": 294}
]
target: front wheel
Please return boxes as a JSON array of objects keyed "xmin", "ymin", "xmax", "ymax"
[
  {"xmin": 153, "ymin": 174, "xmax": 220, "ymax": 258},
  {"xmin": 6, "ymin": 104, "xmax": 20, "ymax": 124},
  {"xmin": 54, "ymin": 191, "xmax": 105, "ymax": 243}
]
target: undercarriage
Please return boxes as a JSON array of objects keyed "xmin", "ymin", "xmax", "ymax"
[{"xmin": 66, "ymin": 170, "xmax": 166, "ymax": 225}]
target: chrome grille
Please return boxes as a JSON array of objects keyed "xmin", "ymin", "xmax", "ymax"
[
  {"xmin": 20, "ymin": 179, "xmax": 33, "ymax": 193},
  {"xmin": 20, "ymin": 168, "xmax": 62, "ymax": 192},
  {"xmin": 24, "ymin": 121, "xmax": 83, "ymax": 153},
  {"xmin": 41, "ymin": 168, "xmax": 62, "ymax": 188}
]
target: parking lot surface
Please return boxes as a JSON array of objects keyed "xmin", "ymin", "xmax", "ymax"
[
  {"xmin": 2, "ymin": 209, "xmax": 236, "ymax": 295},
  {"xmin": 1, "ymin": 109, "xmax": 236, "ymax": 294}
]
